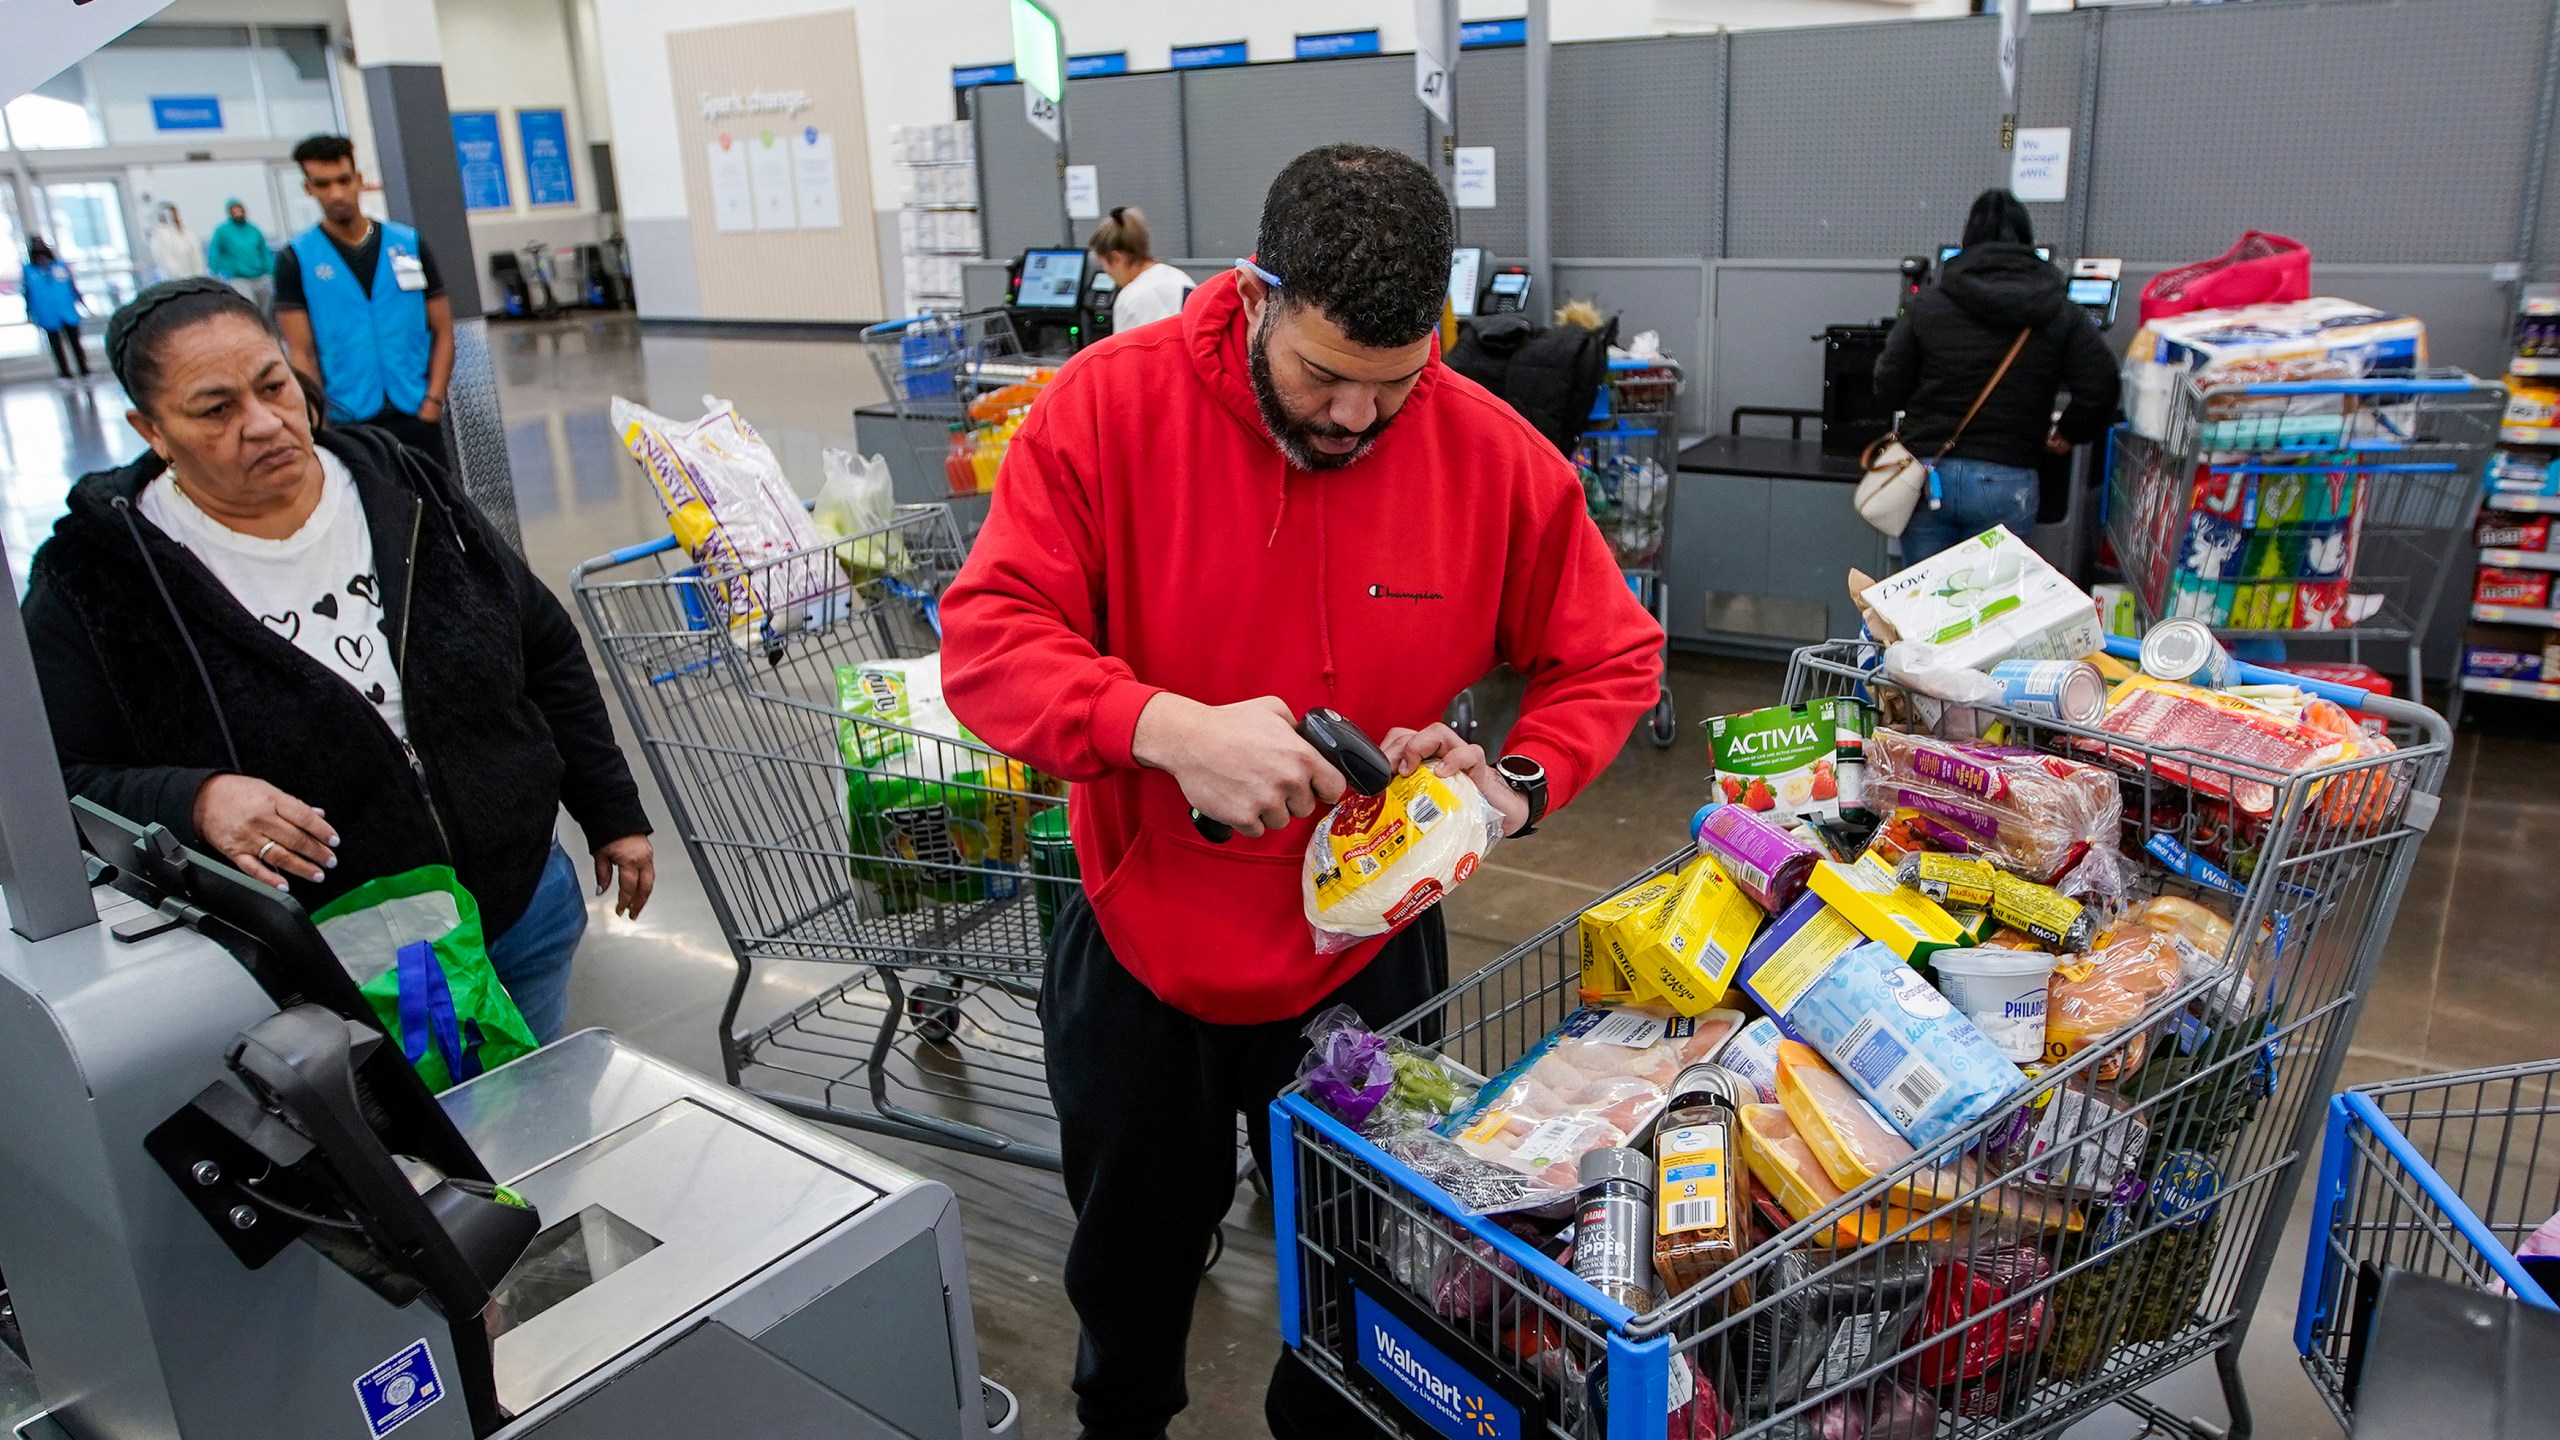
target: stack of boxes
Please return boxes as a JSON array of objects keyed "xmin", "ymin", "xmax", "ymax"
[{"xmin": 890, "ymin": 122, "xmax": 980, "ymax": 315}]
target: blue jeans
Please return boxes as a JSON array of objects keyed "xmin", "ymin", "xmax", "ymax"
[
  {"xmin": 1898, "ymin": 456, "xmax": 2040, "ymax": 565},
  {"xmin": 486, "ymin": 843, "xmax": 587, "ymax": 1044}
]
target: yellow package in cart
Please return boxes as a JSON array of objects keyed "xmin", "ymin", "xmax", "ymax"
[
  {"xmin": 1806, "ymin": 854, "xmax": 1971, "ymax": 964},
  {"xmin": 1624, "ymin": 856, "xmax": 1765, "ymax": 1015},
  {"xmin": 1580, "ymin": 876, "xmax": 1678, "ymax": 1001}
]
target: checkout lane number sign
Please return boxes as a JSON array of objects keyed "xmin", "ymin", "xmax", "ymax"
[
  {"xmin": 1351, "ymin": 1287, "xmax": 1522, "ymax": 1440},
  {"xmin": 355, "ymin": 1338, "xmax": 445, "ymax": 1436}
]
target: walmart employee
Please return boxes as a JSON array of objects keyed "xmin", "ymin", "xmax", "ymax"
[{"xmin": 275, "ymin": 134, "xmax": 455, "ymax": 464}]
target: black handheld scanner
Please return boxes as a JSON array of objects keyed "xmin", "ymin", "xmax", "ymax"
[{"xmin": 1192, "ymin": 707, "xmax": 1393, "ymax": 844}]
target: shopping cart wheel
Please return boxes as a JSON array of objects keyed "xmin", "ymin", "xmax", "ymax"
[
  {"xmin": 907, "ymin": 980, "xmax": 964, "ymax": 1046},
  {"xmin": 1648, "ymin": 687, "xmax": 1677, "ymax": 749},
  {"xmin": 1447, "ymin": 688, "xmax": 1479, "ymax": 745}
]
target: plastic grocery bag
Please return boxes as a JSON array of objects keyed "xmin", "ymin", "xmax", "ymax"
[
  {"xmin": 814, "ymin": 448, "xmax": 904, "ymax": 578},
  {"xmin": 313, "ymin": 866, "xmax": 539, "ymax": 1093},
  {"xmin": 612, "ymin": 394, "xmax": 833, "ymax": 627},
  {"xmin": 1303, "ymin": 767, "xmax": 1502, "ymax": 955}
]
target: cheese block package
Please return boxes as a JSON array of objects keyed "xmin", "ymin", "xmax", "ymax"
[
  {"xmin": 1741, "ymin": 899, "xmax": 2029, "ymax": 1147},
  {"xmin": 1808, "ymin": 854, "xmax": 1971, "ymax": 963},
  {"xmin": 1305, "ymin": 767, "xmax": 1502, "ymax": 956},
  {"xmin": 1623, "ymin": 855, "xmax": 1766, "ymax": 1015}
]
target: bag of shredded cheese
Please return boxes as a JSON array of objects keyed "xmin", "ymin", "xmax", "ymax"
[{"xmin": 1303, "ymin": 767, "xmax": 1503, "ymax": 955}]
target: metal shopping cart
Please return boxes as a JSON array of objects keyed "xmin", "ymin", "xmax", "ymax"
[
  {"xmin": 2297, "ymin": 1060, "xmax": 2560, "ymax": 1430},
  {"xmin": 1271, "ymin": 635, "xmax": 2451, "ymax": 1439},
  {"xmin": 2105, "ymin": 372, "xmax": 2504, "ymax": 708},
  {"xmin": 571, "ymin": 505, "xmax": 1069, "ymax": 1169},
  {"xmin": 858, "ymin": 309, "xmax": 1055, "ymax": 502},
  {"xmin": 1446, "ymin": 355, "xmax": 1685, "ymax": 750}
]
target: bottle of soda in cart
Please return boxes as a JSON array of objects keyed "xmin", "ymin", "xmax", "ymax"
[{"xmin": 1653, "ymin": 1064, "xmax": 1748, "ymax": 1298}]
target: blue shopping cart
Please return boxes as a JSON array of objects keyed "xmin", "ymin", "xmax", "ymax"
[{"xmin": 2298, "ymin": 1059, "xmax": 2560, "ymax": 1431}]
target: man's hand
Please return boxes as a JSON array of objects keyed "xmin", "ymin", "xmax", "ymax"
[
  {"xmin": 417, "ymin": 395, "xmax": 445, "ymax": 424},
  {"xmin": 593, "ymin": 835, "xmax": 655, "ymax": 920},
  {"xmin": 1132, "ymin": 694, "xmax": 1345, "ymax": 839},
  {"xmin": 193, "ymin": 774, "xmax": 338, "ymax": 888},
  {"xmin": 2044, "ymin": 431, "xmax": 2073, "ymax": 456},
  {"xmin": 1381, "ymin": 724, "xmax": 1532, "ymax": 837}
]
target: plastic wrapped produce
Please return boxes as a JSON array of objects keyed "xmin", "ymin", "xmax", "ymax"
[
  {"xmin": 1864, "ymin": 731, "xmax": 2122, "ymax": 886},
  {"xmin": 2045, "ymin": 930, "xmax": 2186, "ymax": 1079},
  {"xmin": 1305, "ymin": 767, "xmax": 1502, "ymax": 954},
  {"xmin": 1295, "ymin": 1005, "xmax": 1484, "ymax": 1136}
]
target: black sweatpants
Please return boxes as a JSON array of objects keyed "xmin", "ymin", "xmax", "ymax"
[
  {"xmin": 44, "ymin": 325, "xmax": 88, "ymax": 379},
  {"xmin": 1041, "ymin": 890, "xmax": 1445, "ymax": 1439}
]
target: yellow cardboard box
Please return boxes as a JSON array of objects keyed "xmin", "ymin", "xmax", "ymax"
[
  {"xmin": 1579, "ymin": 874, "xmax": 1679, "ymax": 1000},
  {"xmin": 1805, "ymin": 854, "xmax": 1969, "ymax": 963},
  {"xmin": 1624, "ymin": 856, "xmax": 1765, "ymax": 1015}
]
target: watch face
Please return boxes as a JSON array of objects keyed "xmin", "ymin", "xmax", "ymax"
[{"xmin": 1498, "ymin": 755, "xmax": 1545, "ymax": 785}]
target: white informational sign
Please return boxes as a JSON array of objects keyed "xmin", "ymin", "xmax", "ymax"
[
  {"xmin": 2009, "ymin": 127, "xmax": 2071, "ymax": 202},
  {"xmin": 1454, "ymin": 146, "xmax": 1496, "ymax": 209},
  {"xmin": 1024, "ymin": 87, "xmax": 1062, "ymax": 143},
  {"xmin": 793, "ymin": 127, "xmax": 842, "ymax": 229},
  {"xmin": 1413, "ymin": 0, "xmax": 1451, "ymax": 124},
  {"xmin": 749, "ymin": 131, "xmax": 798, "ymax": 230},
  {"xmin": 706, "ymin": 136, "xmax": 754, "ymax": 233},
  {"xmin": 1063, "ymin": 164, "xmax": 1100, "ymax": 220}
]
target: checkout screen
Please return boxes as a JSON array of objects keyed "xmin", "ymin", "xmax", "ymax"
[{"xmin": 1017, "ymin": 250, "xmax": 1086, "ymax": 310}]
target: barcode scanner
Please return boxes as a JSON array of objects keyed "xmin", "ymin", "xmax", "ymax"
[{"xmin": 1193, "ymin": 707, "xmax": 1394, "ymax": 844}]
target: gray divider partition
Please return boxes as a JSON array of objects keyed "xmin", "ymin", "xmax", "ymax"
[
  {"xmin": 960, "ymin": 0, "xmax": 2560, "ymax": 677},
  {"xmin": 1178, "ymin": 55, "xmax": 1430, "ymax": 259}
]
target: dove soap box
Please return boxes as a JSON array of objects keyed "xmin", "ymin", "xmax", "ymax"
[{"xmin": 1860, "ymin": 527, "xmax": 2106, "ymax": 674}]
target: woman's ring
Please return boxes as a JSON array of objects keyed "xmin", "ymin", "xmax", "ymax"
[{"xmin": 257, "ymin": 839, "xmax": 278, "ymax": 862}]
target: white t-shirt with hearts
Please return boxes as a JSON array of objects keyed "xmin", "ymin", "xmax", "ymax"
[{"xmin": 139, "ymin": 447, "xmax": 408, "ymax": 740}]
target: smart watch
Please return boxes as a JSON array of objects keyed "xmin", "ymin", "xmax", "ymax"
[{"xmin": 1495, "ymin": 754, "xmax": 1548, "ymax": 837}]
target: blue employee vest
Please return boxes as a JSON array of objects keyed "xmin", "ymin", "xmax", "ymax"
[
  {"xmin": 291, "ymin": 221, "xmax": 430, "ymax": 422},
  {"xmin": 22, "ymin": 262, "xmax": 79, "ymax": 331}
]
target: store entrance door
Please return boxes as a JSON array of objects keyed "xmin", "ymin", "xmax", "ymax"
[{"xmin": 0, "ymin": 173, "xmax": 139, "ymax": 383}]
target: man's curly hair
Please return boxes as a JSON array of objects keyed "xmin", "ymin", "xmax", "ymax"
[{"xmin": 1253, "ymin": 144, "xmax": 1453, "ymax": 349}]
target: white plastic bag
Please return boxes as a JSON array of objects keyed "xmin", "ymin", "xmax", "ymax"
[
  {"xmin": 814, "ymin": 449, "xmax": 904, "ymax": 576},
  {"xmin": 1303, "ymin": 768, "xmax": 1502, "ymax": 955},
  {"xmin": 612, "ymin": 394, "xmax": 832, "ymax": 625}
]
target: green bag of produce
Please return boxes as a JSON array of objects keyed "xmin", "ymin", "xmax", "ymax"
[{"xmin": 311, "ymin": 866, "xmax": 540, "ymax": 1092}]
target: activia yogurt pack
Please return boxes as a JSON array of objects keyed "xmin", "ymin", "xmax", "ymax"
[{"xmin": 1707, "ymin": 698, "xmax": 1865, "ymax": 822}]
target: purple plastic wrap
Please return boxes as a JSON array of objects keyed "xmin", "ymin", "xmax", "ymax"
[{"xmin": 1695, "ymin": 804, "xmax": 1821, "ymax": 913}]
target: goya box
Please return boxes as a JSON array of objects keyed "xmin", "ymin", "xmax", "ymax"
[
  {"xmin": 1579, "ymin": 876, "xmax": 1678, "ymax": 1000},
  {"xmin": 1707, "ymin": 699, "xmax": 1854, "ymax": 821}
]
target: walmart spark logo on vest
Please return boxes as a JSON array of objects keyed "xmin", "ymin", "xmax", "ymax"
[{"xmin": 1351, "ymin": 1289, "xmax": 1519, "ymax": 1440}]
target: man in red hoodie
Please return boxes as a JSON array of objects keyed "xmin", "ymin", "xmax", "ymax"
[{"xmin": 941, "ymin": 144, "xmax": 1663, "ymax": 1438}]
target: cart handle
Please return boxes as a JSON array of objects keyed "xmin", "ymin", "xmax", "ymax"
[
  {"xmin": 597, "ymin": 533, "xmax": 682, "ymax": 566},
  {"xmin": 860, "ymin": 315, "xmax": 944, "ymax": 339},
  {"xmin": 2200, "ymin": 377, "xmax": 2494, "ymax": 397}
]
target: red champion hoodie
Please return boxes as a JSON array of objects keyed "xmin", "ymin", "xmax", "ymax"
[{"xmin": 941, "ymin": 271, "xmax": 1664, "ymax": 1025}]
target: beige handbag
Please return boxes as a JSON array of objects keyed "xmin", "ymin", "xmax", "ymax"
[{"xmin": 1854, "ymin": 328, "xmax": 2033, "ymax": 537}]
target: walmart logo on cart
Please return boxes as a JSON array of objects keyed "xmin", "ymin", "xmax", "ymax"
[{"xmin": 1352, "ymin": 1289, "xmax": 1520, "ymax": 1440}]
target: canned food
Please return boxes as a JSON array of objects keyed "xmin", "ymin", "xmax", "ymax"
[
  {"xmin": 1987, "ymin": 658, "xmax": 2107, "ymax": 723},
  {"xmin": 1029, "ymin": 805, "xmax": 1078, "ymax": 942},
  {"xmin": 2139, "ymin": 617, "xmax": 2238, "ymax": 690}
]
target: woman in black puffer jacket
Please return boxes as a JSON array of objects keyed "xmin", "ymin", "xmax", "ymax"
[
  {"xmin": 1875, "ymin": 190, "xmax": 2121, "ymax": 562},
  {"xmin": 24, "ymin": 278, "xmax": 653, "ymax": 1043}
]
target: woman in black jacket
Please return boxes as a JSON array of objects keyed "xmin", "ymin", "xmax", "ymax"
[
  {"xmin": 24, "ymin": 278, "xmax": 652, "ymax": 1042},
  {"xmin": 1874, "ymin": 190, "xmax": 2121, "ymax": 562}
]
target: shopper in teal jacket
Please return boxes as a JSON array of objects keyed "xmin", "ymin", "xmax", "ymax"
[
  {"xmin": 205, "ymin": 199, "xmax": 274, "ymax": 308},
  {"xmin": 21, "ymin": 239, "xmax": 89, "ymax": 383}
]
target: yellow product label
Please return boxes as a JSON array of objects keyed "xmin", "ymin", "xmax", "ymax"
[
  {"xmin": 1907, "ymin": 853, "xmax": 1997, "ymax": 909},
  {"xmin": 1580, "ymin": 878, "xmax": 1675, "ymax": 998},
  {"xmin": 1989, "ymin": 871, "xmax": 2087, "ymax": 947},
  {"xmin": 2055, "ymin": 958, "xmax": 2097, "ymax": 984},
  {"xmin": 1744, "ymin": 905, "xmax": 1863, "ymax": 1014},
  {"xmin": 1808, "ymin": 857, "xmax": 1967, "ymax": 962},
  {"xmin": 1627, "ymin": 857, "xmax": 1763, "ymax": 1016},
  {"xmin": 1460, "ymin": 1108, "xmax": 1514, "ymax": 1145},
  {"xmin": 1657, "ymin": 1121, "xmax": 1730, "ymax": 1235},
  {"xmin": 668, "ymin": 499, "xmax": 719, "ymax": 555},
  {"xmin": 1312, "ymin": 770, "xmax": 1464, "ymax": 911}
]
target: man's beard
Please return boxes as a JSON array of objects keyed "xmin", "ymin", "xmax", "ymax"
[{"xmin": 1248, "ymin": 306, "xmax": 1395, "ymax": 472}]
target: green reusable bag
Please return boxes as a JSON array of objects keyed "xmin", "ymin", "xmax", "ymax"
[{"xmin": 310, "ymin": 866, "xmax": 540, "ymax": 1092}]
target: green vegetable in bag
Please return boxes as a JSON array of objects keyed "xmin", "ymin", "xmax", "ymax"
[{"xmin": 312, "ymin": 866, "xmax": 540, "ymax": 1092}]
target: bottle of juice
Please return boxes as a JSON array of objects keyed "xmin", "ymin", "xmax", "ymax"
[{"xmin": 1653, "ymin": 1063, "xmax": 1747, "ymax": 1299}]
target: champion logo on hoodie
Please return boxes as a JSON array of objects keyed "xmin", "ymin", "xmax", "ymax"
[{"xmin": 1367, "ymin": 583, "xmax": 1444, "ymax": 603}]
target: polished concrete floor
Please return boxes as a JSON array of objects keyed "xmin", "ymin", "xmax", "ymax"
[{"xmin": 6, "ymin": 314, "xmax": 2558, "ymax": 1439}]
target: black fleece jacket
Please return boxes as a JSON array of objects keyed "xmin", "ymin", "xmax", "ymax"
[
  {"xmin": 24, "ymin": 424, "xmax": 649, "ymax": 936},
  {"xmin": 1873, "ymin": 241, "xmax": 2122, "ymax": 469}
]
